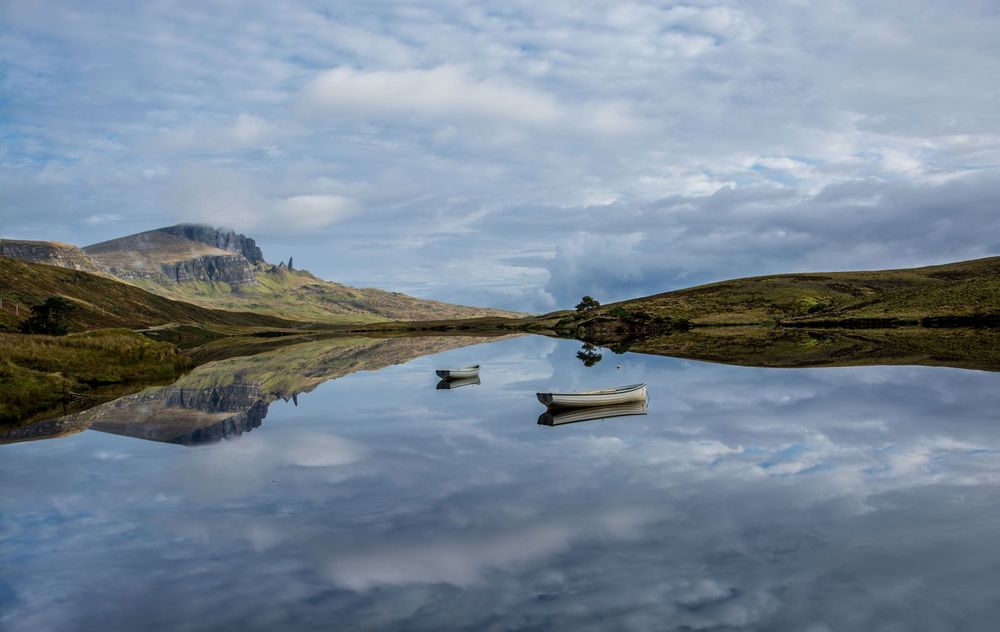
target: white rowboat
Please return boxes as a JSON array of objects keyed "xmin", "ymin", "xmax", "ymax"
[
  {"xmin": 536, "ymin": 383, "xmax": 647, "ymax": 409},
  {"xmin": 435, "ymin": 365, "xmax": 480, "ymax": 380},
  {"xmin": 538, "ymin": 400, "xmax": 648, "ymax": 426}
]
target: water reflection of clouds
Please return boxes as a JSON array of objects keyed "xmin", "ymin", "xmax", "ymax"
[{"xmin": 3, "ymin": 337, "xmax": 1000, "ymax": 630}]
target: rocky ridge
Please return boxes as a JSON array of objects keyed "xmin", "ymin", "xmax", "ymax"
[{"xmin": 0, "ymin": 239, "xmax": 102, "ymax": 273}]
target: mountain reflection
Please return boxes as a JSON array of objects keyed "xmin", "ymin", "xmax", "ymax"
[{"xmin": 3, "ymin": 336, "xmax": 500, "ymax": 446}]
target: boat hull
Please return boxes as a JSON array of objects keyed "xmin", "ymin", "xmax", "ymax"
[
  {"xmin": 536, "ymin": 384, "xmax": 647, "ymax": 408},
  {"xmin": 435, "ymin": 366, "xmax": 480, "ymax": 380}
]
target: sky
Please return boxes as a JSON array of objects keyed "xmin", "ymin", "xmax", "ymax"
[{"xmin": 2, "ymin": 0, "xmax": 1000, "ymax": 312}]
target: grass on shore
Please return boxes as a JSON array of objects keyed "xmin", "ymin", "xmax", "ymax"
[{"xmin": 0, "ymin": 329, "xmax": 192, "ymax": 424}]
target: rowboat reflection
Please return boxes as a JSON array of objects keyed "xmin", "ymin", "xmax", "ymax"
[
  {"xmin": 537, "ymin": 400, "xmax": 648, "ymax": 427},
  {"xmin": 436, "ymin": 376, "xmax": 482, "ymax": 389}
]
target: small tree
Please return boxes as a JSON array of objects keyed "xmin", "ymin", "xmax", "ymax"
[
  {"xmin": 575, "ymin": 295, "xmax": 600, "ymax": 312},
  {"xmin": 19, "ymin": 297, "xmax": 76, "ymax": 336}
]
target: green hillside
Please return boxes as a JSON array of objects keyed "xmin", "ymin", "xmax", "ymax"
[
  {"xmin": 0, "ymin": 257, "xmax": 309, "ymax": 333},
  {"xmin": 577, "ymin": 256, "xmax": 1000, "ymax": 328}
]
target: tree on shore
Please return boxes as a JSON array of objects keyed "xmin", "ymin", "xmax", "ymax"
[
  {"xmin": 19, "ymin": 297, "xmax": 76, "ymax": 336},
  {"xmin": 575, "ymin": 296, "xmax": 600, "ymax": 312}
]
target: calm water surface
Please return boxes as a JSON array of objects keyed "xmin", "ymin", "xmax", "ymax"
[{"xmin": 3, "ymin": 335, "xmax": 1000, "ymax": 631}]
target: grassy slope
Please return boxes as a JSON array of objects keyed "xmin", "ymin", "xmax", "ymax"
[
  {"xmin": 0, "ymin": 329, "xmax": 192, "ymax": 424},
  {"xmin": 604, "ymin": 256, "xmax": 1000, "ymax": 325},
  {"xmin": 0, "ymin": 257, "xmax": 314, "ymax": 333},
  {"xmin": 126, "ymin": 265, "xmax": 524, "ymax": 323}
]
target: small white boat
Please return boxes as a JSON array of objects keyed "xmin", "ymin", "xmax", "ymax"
[
  {"xmin": 435, "ymin": 365, "xmax": 480, "ymax": 380},
  {"xmin": 437, "ymin": 376, "xmax": 481, "ymax": 390},
  {"xmin": 536, "ymin": 383, "xmax": 647, "ymax": 409},
  {"xmin": 538, "ymin": 400, "xmax": 648, "ymax": 427}
]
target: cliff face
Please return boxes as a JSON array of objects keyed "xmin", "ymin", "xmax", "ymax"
[
  {"xmin": 160, "ymin": 224, "xmax": 264, "ymax": 264},
  {"xmin": 103, "ymin": 253, "xmax": 258, "ymax": 286},
  {"xmin": 0, "ymin": 239, "xmax": 101, "ymax": 272}
]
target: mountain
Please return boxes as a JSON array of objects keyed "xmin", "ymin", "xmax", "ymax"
[
  {"xmin": 83, "ymin": 224, "xmax": 263, "ymax": 285},
  {"xmin": 2, "ymin": 225, "xmax": 521, "ymax": 323}
]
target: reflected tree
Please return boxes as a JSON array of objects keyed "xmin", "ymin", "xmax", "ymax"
[{"xmin": 576, "ymin": 343, "xmax": 603, "ymax": 367}]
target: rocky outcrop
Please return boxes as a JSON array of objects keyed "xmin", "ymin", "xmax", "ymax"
[
  {"xmin": 0, "ymin": 239, "xmax": 101, "ymax": 272},
  {"xmin": 165, "ymin": 254, "xmax": 258, "ymax": 284},
  {"xmin": 103, "ymin": 253, "xmax": 258, "ymax": 286},
  {"xmin": 160, "ymin": 224, "xmax": 264, "ymax": 264}
]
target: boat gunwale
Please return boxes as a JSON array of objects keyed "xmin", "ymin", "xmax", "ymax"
[{"xmin": 538, "ymin": 383, "xmax": 646, "ymax": 398}]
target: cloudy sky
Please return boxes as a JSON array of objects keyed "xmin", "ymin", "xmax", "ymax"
[{"xmin": 2, "ymin": 1, "xmax": 999, "ymax": 311}]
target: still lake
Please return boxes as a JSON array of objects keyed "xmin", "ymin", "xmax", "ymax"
[{"xmin": 3, "ymin": 334, "xmax": 1000, "ymax": 631}]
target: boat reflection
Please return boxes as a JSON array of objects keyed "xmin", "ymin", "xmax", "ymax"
[
  {"xmin": 436, "ymin": 376, "xmax": 481, "ymax": 389},
  {"xmin": 537, "ymin": 400, "xmax": 649, "ymax": 427}
]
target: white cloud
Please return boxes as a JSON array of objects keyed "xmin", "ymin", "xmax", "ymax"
[
  {"xmin": 166, "ymin": 168, "xmax": 360, "ymax": 235},
  {"xmin": 276, "ymin": 195, "xmax": 359, "ymax": 229},
  {"xmin": 299, "ymin": 65, "xmax": 644, "ymax": 135},
  {"xmin": 85, "ymin": 213, "xmax": 124, "ymax": 225}
]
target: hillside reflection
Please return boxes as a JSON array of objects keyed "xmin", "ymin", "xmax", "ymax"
[{"xmin": 1, "ymin": 336, "xmax": 499, "ymax": 446}]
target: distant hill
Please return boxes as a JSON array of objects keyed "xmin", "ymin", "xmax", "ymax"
[
  {"xmin": 576, "ymin": 256, "xmax": 1000, "ymax": 328},
  {"xmin": 1, "ymin": 224, "xmax": 522, "ymax": 324},
  {"xmin": 0, "ymin": 239, "xmax": 102, "ymax": 273}
]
